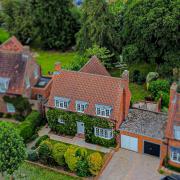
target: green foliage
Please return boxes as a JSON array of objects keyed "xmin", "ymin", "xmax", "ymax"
[
  {"xmin": 3, "ymin": 95, "xmax": 32, "ymax": 120},
  {"xmin": 46, "ymin": 109, "xmax": 116, "ymax": 147},
  {"xmin": 120, "ymin": 0, "xmax": 180, "ymax": 75},
  {"xmin": 2, "ymin": 0, "xmax": 37, "ymax": 44},
  {"xmin": 75, "ymin": 148, "xmax": 87, "ymax": 160},
  {"xmin": 38, "ymin": 140, "xmax": 53, "ymax": 164},
  {"xmin": 76, "ymin": 0, "xmax": 117, "ymax": 52},
  {"xmin": 0, "ymin": 28, "xmax": 10, "ymax": 43},
  {"xmin": 0, "ymin": 122, "xmax": 26, "ymax": 175},
  {"xmin": 76, "ymin": 159, "xmax": 90, "ymax": 177},
  {"xmin": 87, "ymin": 152, "xmax": 103, "ymax": 176},
  {"xmin": 132, "ymin": 70, "xmax": 145, "ymax": 85},
  {"xmin": 52, "ymin": 143, "xmax": 68, "ymax": 166},
  {"xmin": 18, "ymin": 111, "xmax": 41, "ymax": 142},
  {"xmin": 35, "ymin": 135, "xmax": 49, "ymax": 148},
  {"xmin": 156, "ymin": 91, "xmax": 169, "ymax": 108},
  {"xmin": 64, "ymin": 146, "xmax": 80, "ymax": 172},
  {"xmin": 27, "ymin": 149, "xmax": 39, "ymax": 162},
  {"xmin": 85, "ymin": 44, "xmax": 114, "ymax": 68},
  {"xmin": 33, "ymin": 0, "xmax": 79, "ymax": 49},
  {"xmin": 146, "ymin": 72, "xmax": 159, "ymax": 89},
  {"xmin": 149, "ymin": 80, "xmax": 170, "ymax": 98}
]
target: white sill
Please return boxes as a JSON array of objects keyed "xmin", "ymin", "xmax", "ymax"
[{"xmin": 170, "ymin": 159, "xmax": 180, "ymax": 164}]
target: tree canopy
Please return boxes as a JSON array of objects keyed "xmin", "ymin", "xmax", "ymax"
[
  {"xmin": 76, "ymin": 0, "xmax": 118, "ymax": 52},
  {"xmin": 120, "ymin": 0, "xmax": 180, "ymax": 72},
  {"xmin": 0, "ymin": 122, "xmax": 26, "ymax": 176}
]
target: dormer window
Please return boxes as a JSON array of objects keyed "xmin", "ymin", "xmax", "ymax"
[
  {"xmin": 25, "ymin": 76, "xmax": 30, "ymax": 88},
  {"xmin": 0, "ymin": 77, "xmax": 10, "ymax": 93},
  {"xmin": 174, "ymin": 126, "xmax": 180, "ymax": 140},
  {"xmin": 95, "ymin": 104, "xmax": 112, "ymax": 117},
  {"xmin": 54, "ymin": 96, "xmax": 70, "ymax": 109},
  {"xmin": 76, "ymin": 101, "xmax": 88, "ymax": 113}
]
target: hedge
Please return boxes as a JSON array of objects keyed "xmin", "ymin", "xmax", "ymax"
[
  {"xmin": 18, "ymin": 111, "xmax": 41, "ymax": 142},
  {"xmin": 46, "ymin": 109, "xmax": 116, "ymax": 147}
]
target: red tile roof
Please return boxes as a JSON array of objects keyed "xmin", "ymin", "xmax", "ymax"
[
  {"xmin": 47, "ymin": 70, "xmax": 129, "ymax": 122},
  {"xmin": 0, "ymin": 36, "xmax": 24, "ymax": 52},
  {"xmin": 166, "ymin": 83, "xmax": 180, "ymax": 139},
  {"xmin": 80, "ymin": 56, "xmax": 110, "ymax": 76}
]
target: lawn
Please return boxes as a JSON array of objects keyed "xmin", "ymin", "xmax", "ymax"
[
  {"xmin": 33, "ymin": 49, "xmax": 77, "ymax": 75},
  {"xmin": 130, "ymin": 83, "xmax": 150, "ymax": 103},
  {"xmin": 0, "ymin": 28, "xmax": 10, "ymax": 43},
  {"xmin": 5, "ymin": 162, "xmax": 81, "ymax": 180}
]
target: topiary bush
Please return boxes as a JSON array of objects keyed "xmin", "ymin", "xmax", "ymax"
[
  {"xmin": 52, "ymin": 143, "xmax": 68, "ymax": 166},
  {"xmin": 75, "ymin": 148, "xmax": 87, "ymax": 160},
  {"xmin": 38, "ymin": 140, "xmax": 53, "ymax": 164},
  {"xmin": 27, "ymin": 149, "xmax": 39, "ymax": 162},
  {"xmin": 87, "ymin": 152, "xmax": 103, "ymax": 176},
  {"xmin": 76, "ymin": 159, "xmax": 90, "ymax": 177},
  {"xmin": 35, "ymin": 135, "xmax": 49, "ymax": 148}
]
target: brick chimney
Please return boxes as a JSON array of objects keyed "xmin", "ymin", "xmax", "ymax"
[{"xmin": 54, "ymin": 62, "xmax": 61, "ymax": 75}]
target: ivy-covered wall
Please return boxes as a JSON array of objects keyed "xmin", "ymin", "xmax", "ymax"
[{"xmin": 46, "ymin": 109, "xmax": 117, "ymax": 147}]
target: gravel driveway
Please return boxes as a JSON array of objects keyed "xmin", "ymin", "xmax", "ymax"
[{"xmin": 100, "ymin": 149, "xmax": 164, "ymax": 180}]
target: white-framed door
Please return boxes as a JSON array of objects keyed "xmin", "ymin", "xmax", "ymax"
[
  {"xmin": 121, "ymin": 134, "xmax": 138, "ymax": 152},
  {"xmin": 77, "ymin": 121, "xmax": 85, "ymax": 134}
]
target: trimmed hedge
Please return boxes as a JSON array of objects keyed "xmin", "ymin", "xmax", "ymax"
[
  {"xmin": 18, "ymin": 111, "xmax": 41, "ymax": 142},
  {"xmin": 46, "ymin": 109, "xmax": 116, "ymax": 147},
  {"xmin": 35, "ymin": 135, "xmax": 49, "ymax": 148}
]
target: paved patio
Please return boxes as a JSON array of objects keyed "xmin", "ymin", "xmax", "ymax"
[
  {"xmin": 99, "ymin": 148, "xmax": 164, "ymax": 180},
  {"xmin": 38, "ymin": 126, "xmax": 111, "ymax": 153}
]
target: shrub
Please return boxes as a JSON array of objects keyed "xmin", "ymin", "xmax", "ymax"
[
  {"xmin": 64, "ymin": 145, "xmax": 80, "ymax": 172},
  {"xmin": 76, "ymin": 159, "xmax": 90, "ymax": 177},
  {"xmin": 149, "ymin": 80, "xmax": 170, "ymax": 98},
  {"xmin": 3, "ymin": 113, "xmax": 12, "ymax": 118},
  {"xmin": 132, "ymin": 70, "xmax": 145, "ymax": 85},
  {"xmin": 75, "ymin": 148, "xmax": 87, "ymax": 160},
  {"xmin": 52, "ymin": 143, "xmax": 68, "ymax": 166},
  {"xmin": 87, "ymin": 152, "xmax": 103, "ymax": 176},
  {"xmin": 35, "ymin": 135, "xmax": 49, "ymax": 148},
  {"xmin": 156, "ymin": 91, "xmax": 169, "ymax": 108},
  {"xmin": 27, "ymin": 149, "xmax": 39, "ymax": 162},
  {"xmin": 0, "ymin": 113, "xmax": 3, "ymax": 118},
  {"xmin": 38, "ymin": 140, "xmax": 53, "ymax": 164},
  {"xmin": 18, "ymin": 111, "xmax": 41, "ymax": 142}
]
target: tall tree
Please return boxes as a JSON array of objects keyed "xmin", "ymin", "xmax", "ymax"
[
  {"xmin": 33, "ymin": 0, "xmax": 79, "ymax": 50},
  {"xmin": 76, "ymin": 0, "xmax": 118, "ymax": 52},
  {"xmin": 2, "ymin": 0, "xmax": 37, "ymax": 44},
  {"xmin": 0, "ymin": 122, "xmax": 26, "ymax": 178},
  {"xmin": 120, "ymin": 0, "xmax": 180, "ymax": 74}
]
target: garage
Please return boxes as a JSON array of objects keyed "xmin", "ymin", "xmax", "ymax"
[
  {"xmin": 144, "ymin": 141, "xmax": 160, "ymax": 157},
  {"xmin": 121, "ymin": 134, "xmax": 138, "ymax": 152}
]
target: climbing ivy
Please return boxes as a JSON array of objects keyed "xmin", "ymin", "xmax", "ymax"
[{"xmin": 46, "ymin": 109, "xmax": 116, "ymax": 147}]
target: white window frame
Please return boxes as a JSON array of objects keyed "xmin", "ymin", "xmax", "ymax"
[
  {"xmin": 171, "ymin": 149, "xmax": 180, "ymax": 164},
  {"xmin": 0, "ymin": 77, "xmax": 10, "ymax": 93},
  {"xmin": 94, "ymin": 127, "xmax": 113, "ymax": 140},
  {"xmin": 76, "ymin": 101, "xmax": 88, "ymax": 113},
  {"xmin": 95, "ymin": 104, "xmax": 112, "ymax": 118},
  {"xmin": 174, "ymin": 126, "xmax": 180, "ymax": 140},
  {"xmin": 58, "ymin": 118, "xmax": 65, "ymax": 124},
  {"xmin": 7, "ymin": 103, "xmax": 15, "ymax": 113},
  {"xmin": 54, "ymin": 97, "xmax": 70, "ymax": 109}
]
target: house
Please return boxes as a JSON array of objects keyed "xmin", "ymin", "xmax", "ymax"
[
  {"xmin": 0, "ymin": 36, "xmax": 41, "ymax": 114},
  {"xmin": 163, "ymin": 83, "xmax": 180, "ymax": 168},
  {"xmin": 46, "ymin": 57, "xmax": 131, "ymax": 146}
]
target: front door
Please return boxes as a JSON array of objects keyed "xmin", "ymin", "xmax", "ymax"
[{"xmin": 77, "ymin": 122, "xmax": 85, "ymax": 134}]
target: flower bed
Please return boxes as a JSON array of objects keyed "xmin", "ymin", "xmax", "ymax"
[{"xmin": 28, "ymin": 137, "xmax": 106, "ymax": 177}]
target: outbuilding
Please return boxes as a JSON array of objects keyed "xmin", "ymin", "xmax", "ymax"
[{"xmin": 119, "ymin": 109, "xmax": 167, "ymax": 158}]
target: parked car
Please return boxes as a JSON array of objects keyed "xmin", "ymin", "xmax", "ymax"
[{"xmin": 161, "ymin": 174, "xmax": 180, "ymax": 180}]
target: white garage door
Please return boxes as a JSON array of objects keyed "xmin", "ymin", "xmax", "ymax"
[{"xmin": 121, "ymin": 135, "xmax": 138, "ymax": 152}]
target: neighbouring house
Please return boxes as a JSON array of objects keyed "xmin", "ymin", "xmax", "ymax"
[
  {"xmin": 46, "ymin": 57, "xmax": 131, "ymax": 147},
  {"xmin": 162, "ymin": 83, "xmax": 180, "ymax": 168},
  {"xmin": 0, "ymin": 36, "xmax": 52, "ymax": 115}
]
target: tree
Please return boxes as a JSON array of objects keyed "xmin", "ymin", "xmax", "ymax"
[
  {"xmin": 2, "ymin": 0, "xmax": 37, "ymax": 44},
  {"xmin": 85, "ymin": 44, "xmax": 114, "ymax": 68},
  {"xmin": 0, "ymin": 122, "xmax": 26, "ymax": 178},
  {"xmin": 120, "ymin": 0, "xmax": 180, "ymax": 75},
  {"xmin": 76, "ymin": 0, "xmax": 117, "ymax": 52},
  {"xmin": 33, "ymin": 0, "xmax": 79, "ymax": 49}
]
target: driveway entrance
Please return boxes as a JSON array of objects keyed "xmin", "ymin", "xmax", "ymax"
[{"xmin": 99, "ymin": 149, "xmax": 163, "ymax": 180}]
